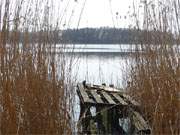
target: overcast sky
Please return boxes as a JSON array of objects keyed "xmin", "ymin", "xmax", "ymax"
[
  {"xmin": 0, "ymin": 0, "xmax": 142, "ymax": 29},
  {"xmin": 60, "ymin": 0, "xmax": 141, "ymax": 29}
]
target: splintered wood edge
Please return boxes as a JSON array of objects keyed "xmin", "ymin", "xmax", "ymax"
[{"xmin": 77, "ymin": 83, "xmax": 94, "ymax": 103}]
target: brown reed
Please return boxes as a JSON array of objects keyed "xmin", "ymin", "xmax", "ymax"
[{"xmin": 128, "ymin": 0, "xmax": 180, "ymax": 134}]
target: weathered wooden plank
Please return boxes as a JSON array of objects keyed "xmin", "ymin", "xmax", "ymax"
[
  {"xmin": 111, "ymin": 93, "xmax": 128, "ymax": 105},
  {"xmin": 132, "ymin": 110, "xmax": 150, "ymax": 132},
  {"xmin": 101, "ymin": 91, "xmax": 116, "ymax": 104},
  {"xmin": 121, "ymin": 93, "xmax": 140, "ymax": 106},
  {"xmin": 92, "ymin": 85, "xmax": 120, "ymax": 92},
  {"xmin": 132, "ymin": 116, "xmax": 143, "ymax": 130},
  {"xmin": 133, "ymin": 111, "xmax": 149, "ymax": 129},
  {"xmin": 90, "ymin": 91, "xmax": 104, "ymax": 104},
  {"xmin": 87, "ymin": 83, "xmax": 123, "ymax": 91},
  {"xmin": 77, "ymin": 84, "xmax": 94, "ymax": 103},
  {"xmin": 102, "ymin": 86, "xmax": 114, "ymax": 91},
  {"xmin": 133, "ymin": 119, "xmax": 141, "ymax": 131}
]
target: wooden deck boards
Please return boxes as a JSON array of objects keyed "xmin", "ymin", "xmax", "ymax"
[
  {"xmin": 77, "ymin": 84, "xmax": 94, "ymax": 103},
  {"xmin": 101, "ymin": 91, "xmax": 116, "ymax": 104},
  {"xmin": 90, "ymin": 90, "xmax": 104, "ymax": 104},
  {"xmin": 77, "ymin": 83, "xmax": 139, "ymax": 106},
  {"xmin": 111, "ymin": 93, "xmax": 128, "ymax": 105},
  {"xmin": 77, "ymin": 82, "xmax": 151, "ymax": 134}
]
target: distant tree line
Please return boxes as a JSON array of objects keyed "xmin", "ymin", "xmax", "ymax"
[
  {"xmin": 61, "ymin": 28, "xmax": 139, "ymax": 44},
  {"xmin": 61, "ymin": 28, "xmax": 175, "ymax": 44},
  {"xmin": 6, "ymin": 28, "xmax": 175, "ymax": 44}
]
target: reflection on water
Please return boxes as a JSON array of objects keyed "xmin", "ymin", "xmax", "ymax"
[
  {"xmin": 63, "ymin": 44, "xmax": 132, "ymax": 87},
  {"xmin": 72, "ymin": 54, "xmax": 129, "ymax": 87},
  {"xmin": 57, "ymin": 44, "xmax": 138, "ymax": 53}
]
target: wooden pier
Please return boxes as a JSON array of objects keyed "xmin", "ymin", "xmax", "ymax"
[{"xmin": 77, "ymin": 81, "xmax": 151, "ymax": 134}]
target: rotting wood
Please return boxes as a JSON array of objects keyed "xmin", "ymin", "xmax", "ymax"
[
  {"xmin": 77, "ymin": 82, "xmax": 151, "ymax": 134},
  {"xmin": 101, "ymin": 91, "xmax": 116, "ymax": 104},
  {"xmin": 131, "ymin": 110, "xmax": 150, "ymax": 133},
  {"xmin": 90, "ymin": 90, "xmax": 104, "ymax": 104},
  {"xmin": 133, "ymin": 111, "xmax": 149, "ymax": 129},
  {"xmin": 89, "ymin": 84, "xmax": 120, "ymax": 92},
  {"xmin": 111, "ymin": 93, "xmax": 128, "ymax": 105},
  {"xmin": 121, "ymin": 93, "xmax": 140, "ymax": 106},
  {"xmin": 77, "ymin": 83, "xmax": 94, "ymax": 103}
]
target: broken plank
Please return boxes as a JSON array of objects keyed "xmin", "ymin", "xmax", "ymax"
[
  {"xmin": 111, "ymin": 93, "xmax": 128, "ymax": 105},
  {"xmin": 77, "ymin": 84, "xmax": 94, "ymax": 103},
  {"xmin": 121, "ymin": 93, "xmax": 140, "ymax": 106},
  {"xmin": 91, "ymin": 85, "xmax": 119, "ymax": 92},
  {"xmin": 131, "ymin": 110, "xmax": 150, "ymax": 133},
  {"xmin": 101, "ymin": 91, "xmax": 116, "ymax": 104},
  {"xmin": 133, "ymin": 111, "xmax": 149, "ymax": 129},
  {"xmin": 90, "ymin": 90, "xmax": 104, "ymax": 104}
]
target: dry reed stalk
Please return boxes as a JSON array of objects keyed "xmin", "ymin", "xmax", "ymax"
[
  {"xmin": 128, "ymin": 0, "xmax": 180, "ymax": 134},
  {"xmin": 0, "ymin": 0, "xmax": 73, "ymax": 134}
]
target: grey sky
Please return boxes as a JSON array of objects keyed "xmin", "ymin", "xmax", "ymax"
[
  {"xmin": 0, "ymin": 0, "xmax": 142, "ymax": 29},
  {"xmin": 60, "ymin": 0, "xmax": 140, "ymax": 29}
]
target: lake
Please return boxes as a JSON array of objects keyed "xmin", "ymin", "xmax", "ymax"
[{"xmin": 57, "ymin": 44, "xmax": 134, "ymax": 87}]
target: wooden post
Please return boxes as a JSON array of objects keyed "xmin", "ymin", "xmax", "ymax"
[{"xmin": 96, "ymin": 107, "xmax": 106, "ymax": 134}]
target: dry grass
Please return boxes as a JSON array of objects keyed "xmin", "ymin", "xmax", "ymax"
[
  {"xmin": 0, "ymin": 0, "xmax": 73, "ymax": 134},
  {"xmin": 128, "ymin": 0, "xmax": 180, "ymax": 134},
  {"xmin": 129, "ymin": 45, "xmax": 179, "ymax": 134}
]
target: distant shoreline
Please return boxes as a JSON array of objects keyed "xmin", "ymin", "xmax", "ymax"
[{"xmin": 50, "ymin": 51, "xmax": 142, "ymax": 57}]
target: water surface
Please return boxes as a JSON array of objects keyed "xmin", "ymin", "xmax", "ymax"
[{"xmin": 63, "ymin": 44, "xmax": 132, "ymax": 87}]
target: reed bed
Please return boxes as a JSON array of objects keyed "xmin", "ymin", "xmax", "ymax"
[
  {"xmin": 128, "ymin": 0, "xmax": 180, "ymax": 134},
  {"xmin": 0, "ymin": 0, "xmax": 74, "ymax": 134}
]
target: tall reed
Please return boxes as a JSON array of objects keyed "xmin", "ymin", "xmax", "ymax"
[
  {"xmin": 0, "ymin": 0, "xmax": 73, "ymax": 134},
  {"xmin": 128, "ymin": 0, "xmax": 180, "ymax": 134}
]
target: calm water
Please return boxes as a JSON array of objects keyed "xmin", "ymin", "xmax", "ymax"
[
  {"xmin": 60, "ymin": 44, "xmax": 133, "ymax": 87},
  {"xmin": 60, "ymin": 44, "xmax": 179, "ymax": 87}
]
